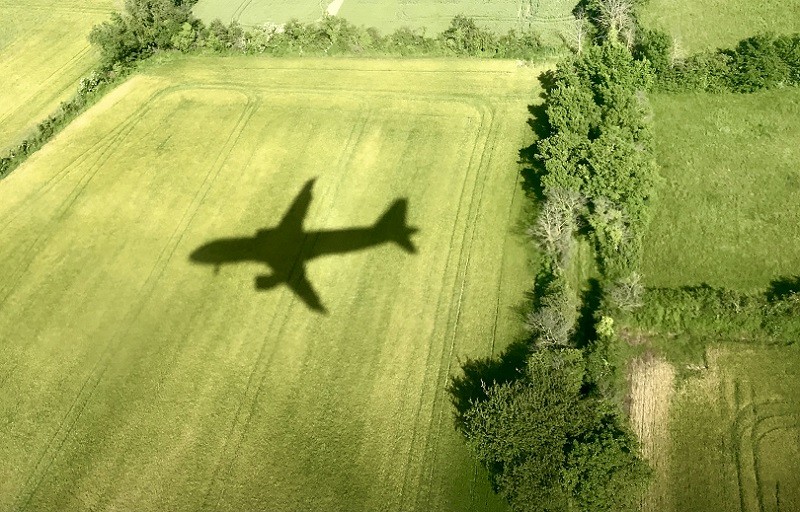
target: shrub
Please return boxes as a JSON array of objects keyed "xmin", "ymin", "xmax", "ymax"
[
  {"xmin": 633, "ymin": 28, "xmax": 671, "ymax": 75},
  {"xmin": 630, "ymin": 285, "xmax": 800, "ymax": 344},
  {"xmin": 459, "ymin": 349, "xmax": 650, "ymax": 512},
  {"xmin": 726, "ymin": 33, "xmax": 790, "ymax": 92},
  {"xmin": 526, "ymin": 275, "xmax": 579, "ymax": 346}
]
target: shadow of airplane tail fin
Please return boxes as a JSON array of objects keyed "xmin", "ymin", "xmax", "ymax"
[{"xmin": 375, "ymin": 199, "xmax": 419, "ymax": 254}]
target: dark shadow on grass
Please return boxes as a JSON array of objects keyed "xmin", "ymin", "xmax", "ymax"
[
  {"xmin": 767, "ymin": 275, "xmax": 800, "ymax": 301},
  {"xmin": 448, "ymin": 339, "xmax": 532, "ymax": 429},
  {"xmin": 189, "ymin": 178, "xmax": 419, "ymax": 314},
  {"xmin": 573, "ymin": 278, "xmax": 603, "ymax": 349},
  {"xmin": 518, "ymin": 70, "xmax": 556, "ymax": 201}
]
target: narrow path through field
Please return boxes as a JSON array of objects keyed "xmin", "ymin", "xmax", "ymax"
[{"xmin": 326, "ymin": 0, "xmax": 345, "ymax": 16}]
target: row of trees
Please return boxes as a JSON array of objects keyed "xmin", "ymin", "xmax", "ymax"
[
  {"xmin": 635, "ymin": 30, "xmax": 800, "ymax": 92},
  {"xmin": 89, "ymin": 2, "xmax": 549, "ymax": 66},
  {"xmin": 451, "ymin": 10, "xmax": 659, "ymax": 509}
]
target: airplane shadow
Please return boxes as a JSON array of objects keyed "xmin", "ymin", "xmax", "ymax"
[{"xmin": 189, "ymin": 179, "xmax": 420, "ymax": 314}]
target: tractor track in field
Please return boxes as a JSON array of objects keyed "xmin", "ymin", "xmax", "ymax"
[
  {"xmin": 393, "ymin": 96, "xmax": 495, "ymax": 510},
  {"xmin": 731, "ymin": 380, "xmax": 800, "ymax": 512},
  {"xmin": 414, "ymin": 99, "xmax": 505, "ymax": 511},
  {"xmin": 0, "ymin": 84, "xmax": 201, "ymax": 305},
  {"xmin": 200, "ymin": 111, "xmax": 369, "ymax": 511},
  {"xmin": 11, "ymin": 89, "xmax": 258, "ymax": 511},
  {"xmin": 0, "ymin": 45, "xmax": 93, "ymax": 131}
]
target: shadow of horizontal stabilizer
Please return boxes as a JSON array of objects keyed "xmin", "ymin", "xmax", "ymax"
[{"xmin": 189, "ymin": 178, "xmax": 419, "ymax": 313}]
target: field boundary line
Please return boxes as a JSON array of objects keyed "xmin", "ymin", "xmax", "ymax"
[{"xmin": 414, "ymin": 98, "xmax": 504, "ymax": 510}]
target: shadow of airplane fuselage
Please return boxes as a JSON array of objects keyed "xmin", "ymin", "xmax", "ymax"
[{"xmin": 189, "ymin": 179, "xmax": 418, "ymax": 313}]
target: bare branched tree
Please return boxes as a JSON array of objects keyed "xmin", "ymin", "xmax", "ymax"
[
  {"xmin": 597, "ymin": 0, "xmax": 634, "ymax": 45},
  {"xmin": 572, "ymin": 8, "xmax": 588, "ymax": 55},
  {"xmin": 527, "ymin": 188, "xmax": 584, "ymax": 268},
  {"xmin": 608, "ymin": 271, "xmax": 644, "ymax": 311},
  {"xmin": 525, "ymin": 280, "xmax": 578, "ymax": 346}
]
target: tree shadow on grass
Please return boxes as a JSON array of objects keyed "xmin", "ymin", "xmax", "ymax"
[
  {"xmin": 766, "ymin": 275, "xmax": 800, "ymax": 301},
  {"xmin": 572, "ymin": 278, "xmax": 603, "ymax": 350},
  {"xmin": 518, "ymin": 70, "xmax": 556, "ymax": 202}
]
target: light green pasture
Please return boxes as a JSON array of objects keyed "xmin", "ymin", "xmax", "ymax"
[
  {"xmin": 0, "ymin": 0, "xmax": 116, "ymax": 151},
  {"xmin": 642, "ymin": 89, "xmax": 800, "ymax": 292},
  {"xmin": 0, "ymin": 56, "xmax": 543, "ymax": 512},
  {"xmin": 658, "ymin": 345, "xmax": 800, "ymax": 512}
]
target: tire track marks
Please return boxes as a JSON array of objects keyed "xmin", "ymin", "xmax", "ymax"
[
  {"xmin": 11, "ymin": 89, "xmax": 257, "ymax": 512},
  {"xmin": 201, "ymin": 113, "xmax": 370, "ymax": 512}
]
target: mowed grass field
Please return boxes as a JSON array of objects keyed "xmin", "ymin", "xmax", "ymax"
[
  {"xmin": 641, "ymin": 89, "xmax": 800, "ymax": 292},
  {"xmin": 636, "ymin": 346, "xmax": 800, "ymax": 512},
  {"xmin": 0, "ymin": 0, "xmax": 117, "ymax": 151},
  {"xmin": 0, "ymin": 56, "xmax": 543, "ymax": 511},
  {"xmin": 192, "ymin": 0, "xmax": 579, "ymax": 43},
  {"xmin": 641, "ymin": 0, "xmax": 800, "ymax": 53}
]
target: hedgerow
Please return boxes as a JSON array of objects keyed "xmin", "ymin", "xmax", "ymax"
[
  {"xmin": 452, "ymin": 29, "xmax": 657, "ymax": 512},
  {"xmin": 0, "ymin": 1, "xmax": 556, "ymax": 181},
  {"xmin": 634, "ymin": 31, "xmax": 800, "ymax": 93}
]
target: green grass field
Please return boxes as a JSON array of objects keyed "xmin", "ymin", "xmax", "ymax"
[
  {"xmin": 641, "ymin": 0, "xmax": 800, "ymax": 53},
  {"xmin": 0, "ymin": 56, "xmax": 543, "ymax": 511},
  {"xmin": 192, "ymin": 0, "xmax": 579, "ymax": 44},
  {"xmin": 641, "ymin": 89, "xmax": 800, "ymax": 292},
  {"xmin": 652, "ymin": 345, "xmax": 800, "ymax": 512},
  {"xmin": 0, "ymin": 0, "xmax": 116, "ymax": 151}
]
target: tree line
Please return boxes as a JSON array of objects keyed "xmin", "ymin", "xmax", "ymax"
[
  {"xmin": 89, "ymin": 0, "xmax": 551, "ymax": 69},
  {"xmin": 1, "ymin": 0, "xmax": 554, "ymax": 180},
  {"xmin": 450, "ymin": 1, "xmax": 800, "ymax": 509},
  {"xmin": 448, "ymin": 3, "xmax": 662, "ymax": 511}
]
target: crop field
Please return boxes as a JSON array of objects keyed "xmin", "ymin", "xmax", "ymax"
[
  {"xmin": 634, "ymin": 345, "xmax": 800, "ymax": 512},
  {"xmin": 0, "ymin": 56, "xmax": 543, "ymax": 511},
  {"xmin": 641, "ymin": 0, "xmax": 800, "ymax": 53},
  {"xmin": 192, "ymin": 0, "xmax": 579, "ymax": 43},
  {"xmin": 0, "ymin": 0, "xmax": 116, "ymax": 151},
  {"xmin": 641, "ymin": 89, "xmax": 800, "ymax": 292}
]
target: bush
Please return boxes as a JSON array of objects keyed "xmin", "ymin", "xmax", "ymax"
[
  {"xmin": 652, "ymin": 32, "xmax": 800, "ymax": 93},
  {"xmin": 629, "ymin": 285, "xmax": 800, "ymax": 344},
  {"xmin": 458, "ymin": 349, "xmax": 650, "ymax": 512},
  {"xmin": 633, "ymin": 28, "xmax": 671, "ymax": 75},
  {"xmin": 726, "ymin": 33, "xmax": 790, "ymax": 92}
]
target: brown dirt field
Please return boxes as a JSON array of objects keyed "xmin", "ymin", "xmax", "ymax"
[{"xmin": 628, "ymin": 353, "xmax": 676, "ymax": 511}]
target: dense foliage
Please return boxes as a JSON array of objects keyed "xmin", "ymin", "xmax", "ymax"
[
  {"xmin": 629, "ymin": 284, "xmax": 800, "ymax": 345},
  {"xmin": 459, "ymin": 349, "xmax": 649, "ymax": 512},
  {"xmin": 635, "ymin": 31, "xmax": 800, "ymax": 92},
  {"xmin": 535, "ymin": 40, "xmax": 656, "ymax": 278},
  {"xmin": 454, "ymin": 33, "xmax": 655, "ymax": 512},
  {"xmin": 89, "ymin": 8, "xmax": 551, "ymax": 65}
]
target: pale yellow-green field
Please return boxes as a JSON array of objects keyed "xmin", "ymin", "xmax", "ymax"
[
  {"xmin": 0, "ymin": 56, "xmax": 543, "ymax": 511},
  {"xmin": 636, "ymin": 346, "xmax": 800, "ymax": 512},
  {"xmin": 0, "ymin": 0, "xmax": 116, "ymax": 151}
]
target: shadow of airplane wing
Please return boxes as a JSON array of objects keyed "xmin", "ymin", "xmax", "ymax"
[
  {"xmin": 255, "ymin": 266, "xmax": 327, "ymax": 314},
  {"xmin": 276, "ymin": 178, "xmax": 315, "ymax": 235}
]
